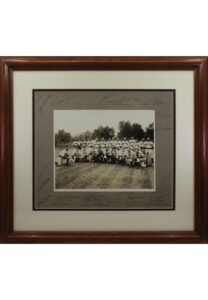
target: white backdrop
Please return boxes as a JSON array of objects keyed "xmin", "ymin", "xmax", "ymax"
[{"xmin": 0, "ymin": 1, "xmax": 208, "ymax": 300}]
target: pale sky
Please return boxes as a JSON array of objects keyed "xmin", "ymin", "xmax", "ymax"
[{"xmin": 54, "ymin": 110, "xmax": 154, "ymax": 135}]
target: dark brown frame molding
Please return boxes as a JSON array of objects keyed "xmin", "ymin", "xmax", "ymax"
[{"xmin": 0, "ymin": 57, "xmax": 208, "ymax": 243}]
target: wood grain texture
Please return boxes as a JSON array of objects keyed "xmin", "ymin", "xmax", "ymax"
[{"xmin": 0, "ymin": 56, "xmax": 207, "ymax": 243}]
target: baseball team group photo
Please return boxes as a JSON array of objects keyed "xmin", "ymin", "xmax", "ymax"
[{"xmin": 54, "ymin": 110, "xmax": 155, "ymax": 191}]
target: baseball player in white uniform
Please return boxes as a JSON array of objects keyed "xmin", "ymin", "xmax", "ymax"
[
  {"xmin": 57, "ymin": 146, "xmax": 70, "ymax": 166},
  {"xmin": 144, "ymin": 137, "xmax": 154, "ymax": 166}
]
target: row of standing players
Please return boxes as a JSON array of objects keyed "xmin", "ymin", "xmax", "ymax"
[{"xmin": 57, "ymin": 137, "xmax": 154, "ymax": 168}]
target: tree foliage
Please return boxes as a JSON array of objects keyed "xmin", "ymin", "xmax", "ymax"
[
  {"xmin": 117, "ymin": 121, "xmax": 154, "ymax": 140},
  {"xmin": 55, "ymin": 129, "xmax": 72, "ymax": 146},
  {"xmin": 74, "ymin": 130, "xmax": 92, "ymax": 141},
  {"xmin": 117, "ymin": 121, "xmax": 132, "ymax": 139},
  {"xmin": 144, "ymin": 122, "xmax": 154, "ymax": 140},
  {"xmin": 92, "ymin": 126, "xmax": 115, "ymax": 140},
  {"xmin": 55, "ymin": 122, "xmax": 154, "ymax": 146}
]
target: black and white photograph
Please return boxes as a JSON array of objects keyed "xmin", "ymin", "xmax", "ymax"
[{"xmin": 54, "ymin": 110, "xmax": 155, "ymax": 191}]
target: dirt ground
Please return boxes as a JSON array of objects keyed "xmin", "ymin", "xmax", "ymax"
[{"xmin": 55, "ymin": 163, "xmax": 154, "ymax": 190}]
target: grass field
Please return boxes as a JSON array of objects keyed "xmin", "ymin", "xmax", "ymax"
[{"xmin": 55, "ymin": 146, "xmax": 154, "ymax": 190}]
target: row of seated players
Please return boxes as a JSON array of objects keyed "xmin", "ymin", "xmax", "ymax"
[{"xmin": 57, "ymin": 137, "xmax": 154, "ymax": 168}]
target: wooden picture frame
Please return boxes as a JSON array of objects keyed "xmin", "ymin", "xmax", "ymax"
[{"xmin": 0, "ymin": 56, "xmax": 207, "ymax": 243}]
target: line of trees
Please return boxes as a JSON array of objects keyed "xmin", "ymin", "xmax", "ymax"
[
  {"xmin": 55, "ymin": 129, "xmax": 72, "ymax": 145},
  {"xmin": 118, "ymin": 121, "xmax": 154, "ymax": 140},
  {"xmin": 55, "ymin": 121, "xmax": 154, "ymax": 146}
]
